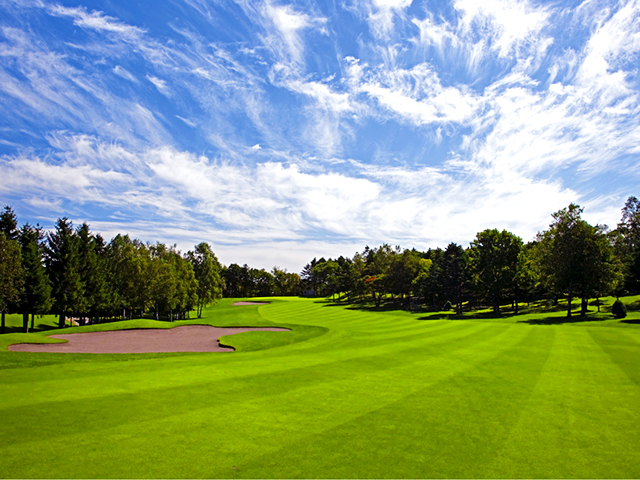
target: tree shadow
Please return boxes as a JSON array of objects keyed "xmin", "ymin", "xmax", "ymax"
[
  {"xmin": 2, "ymin": 323, "xmax": 60, "ymax": 334},
  {"xmin": 519, "ymin": 314, "xmax": 607, "ymax": 325},
  {"xmin": 621, "ymin": 319, "xmax": 640, "ymax": 324},
  {"xmin": 626, "ymin": 301, "xmax": 640, "ymax": 312}
]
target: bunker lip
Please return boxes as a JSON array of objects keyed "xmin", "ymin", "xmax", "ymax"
[
  {"xmin": 8, "ymin": 324, "xmax": 290, "ymax": 354},
  {"xmin": 232, "ymin": 301, "xmax": 270, "ymax": 306}
]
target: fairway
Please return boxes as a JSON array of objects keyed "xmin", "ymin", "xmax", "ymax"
[{"xmin": 1, "ymin": 298, "xmax": 640, "ymax": 478}]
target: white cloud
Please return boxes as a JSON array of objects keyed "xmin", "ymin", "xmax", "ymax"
[
  {"xmin": 360, "ymin": 63, "xmax": 480, "ymax": 126},
  {"xmin": 176, "ymin": 115, "xmax": 197, "ymax": 128},
  {"xmin": 47, "ymin": 4, "xmax": 146, "ymax": 41},
  {"xmin": 113, "ymin": 65, "xmax": 138, "ymax": 83},
  {"xmin": 262, "ymin": 3, "xmax": 326, "ymax": 64},
  {"xmin": 454, "ymin": 0, "xmax": 551, "ymax": 58},
  {"xmin": 146, "ymin": 75, "xmax": 171, "ymax": 96},
  {"xmin": 368, "ymin": 0, "xmax": 414, "ymax": 36}
]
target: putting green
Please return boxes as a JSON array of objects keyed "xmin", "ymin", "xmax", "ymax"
[{"xmin": 1, "ymin": 297, "xmax": 639, "ymax": 478}]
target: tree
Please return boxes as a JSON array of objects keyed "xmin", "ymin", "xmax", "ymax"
[
  {"xmin": 19, "ymin": 224, "xmax": 52, "ymax": 332},
  {"xmin": 411, "ymin": 257, "xmax": 433, "ymax": 306},
  {"xmin": 363, "ymin": 245, "xmax": 394, "ymax": 307},
  {"xmin": 0, "ymin": 206, "xmax": 19, "ymax": 241},
  {"xmin": 387, "ymin": 249, "xmax": 421, "ymax": 304},
  {"xmin": 187, "ymin": 242, "xmax": 223, "ymax": 317},
  {"xmin": 311, "ymin": 260, "xmax": 341, "ymax": 299},
  {"xmin": 272, "ymin": 267, "xmax": 301, "ymax": 296},
  {"xmin": 441, "ymin": 243, "xmax": 470, "ymax": 315},
  {"xmin": 614, "ymin": 196, "xmax": 640, "ymax": 293},
  {"xmin": 470, "ymin": 229, "xmax": 523, "ymax": 313},
  {"xmin": 0, "ymin": 232, "xmax": 24, "ymax": 334},
  {"xmin": 45, "ymin": 218, "xmax": 84, "ymax": 328},
  {"xmin": 533, "ymin": 204, "xmax": 616, "ymax": 317}
]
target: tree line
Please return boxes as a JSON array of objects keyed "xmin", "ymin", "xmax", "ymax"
[
  {"xmin": 299, "ymin": 199, "xmax": 640, "ymax": 317},
  {"xmin": 2, "ymin": 198, "xmax": 639, "ymax": 333},
  {"xmin": 0, "ymin": 211, "xmax": 226, "ymax": 333}
]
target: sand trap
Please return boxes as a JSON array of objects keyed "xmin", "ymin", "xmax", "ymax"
[
  {"xmin": 232, "ymin": 301, "xmax": 270, "ymax": 306},
  {"xmin": 8, "ymin": 325, "xmax": 290, "ymax": 354}
]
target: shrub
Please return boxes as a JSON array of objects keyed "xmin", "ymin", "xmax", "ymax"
[{"xmin": 611, "ymin": 299, "xmax": 627, "ymax": 319}]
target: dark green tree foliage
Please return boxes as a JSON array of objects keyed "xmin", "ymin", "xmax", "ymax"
[
  {"xmin": 470, "ymin": 229, "xmax": 523, "ymax": 313},
  {"xmin": 301, "ymin": 257, "xmax": 324, "ymax": 296},
  {"xmin": 365, "ymin": 245, "xmax": 395, "ymax": 307},
  {"xmin": 45, "ymin": 218, "xmax": 84, "ymax": 328},
  {"xmin": 441, "ymin": 243, "xmax": 470, "ymax": 315},
  {"xmin": 311, "ymin": 259, "xmax": 341, "ymax": 299},
  {"xmin": 615, "ymin": 196, "xmax": 640, "ymax": 293},
  {"xmin": 77, "ymin": 224, "xmax": 102, "ymax": 324},
  {"xmin": 19, "ymin": 224, "xmax": 52, "ymax": 332},
  {"xmin": 387, "ymin": 249, "xmax": 421, "ymax": 303},
  {"xmin": 107, "ymin": 234, "xmax": 139, "ymax": 320},
  {"xmin": 611, "ymin": 299, "xmax": 627, "ymax": 318},
  {"xmin": 187, "ymin": 242, "xmax": 223, "ymax": 317},
  {"xmin": 250, "ymin": 268, "xmax": 275, "ymax": 297},
  {"xmin": 148, "ymin": 243, "xmax": 197, "ymax": 321},
  {"xmin": 272, "ymin": 267, "xmax": 301, "ymax": 296},
  {"xmin": 514, "ymin": 242, "xmax": 539, "ymax": 308},
  {"xmin": 0, "ymin": 206, "xmax": 19, "ymax": 241},
  {"xmin": 222, "ymin": 263, "xmax": 244, "ymax": 297},
  {"xmin": 0, "ymin": 232, "xmax": 24, "ymax": 334},
  {"xmin": 534, "ymin": 204, "xmax": 616, "ymax": 317},
  {"xmin": 411, "ymin": 257, "xmax": 433, "ymax": 306}
]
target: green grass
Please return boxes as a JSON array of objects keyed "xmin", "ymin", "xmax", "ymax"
[{"xmin": 1, "ymin": 296, "xmax": 639, "ymax": 478}]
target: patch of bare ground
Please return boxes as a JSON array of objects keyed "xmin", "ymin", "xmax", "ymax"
[{"xmin": 8, "ymin": 325, "xmax": 289, "ymax": 354}]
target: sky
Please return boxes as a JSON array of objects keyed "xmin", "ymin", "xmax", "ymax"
[{"xmin": 1, "ymin": 0, "xmax": 639, "ymax": 272}]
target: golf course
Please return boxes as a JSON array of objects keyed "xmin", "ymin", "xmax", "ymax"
[{"xmin": 1, "ymin": 296, "xmax": 639, "ymax": 478}]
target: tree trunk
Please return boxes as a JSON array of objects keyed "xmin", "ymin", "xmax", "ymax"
[
  {"xmin": 492, "ymin": 293, "xmax": 499, "ymax": 313},
  {"xmin": 514, "ymin": 285, "xmax": 519, "ymax": 314},
  {"xmin": 1, "ymin": 312, "xmax": 5, "ymax": 334},
  {"xmin": 59, "ymin": 313, "xmax": 65, "ymax": 328},
  {"xmin": 581, "ymin": 296, "xmax": 588, "ymax": 316},
  {"xmin": 31, "ymin": 313, "xmax": 35, "ymax": 331},
  {"xmin": 23, "ymin": 312, "xmax": 29, "ymax": 333},
  {"xmin": 566, "ymin": 281, "xmax": 573, "ymax": 318},
  {"xmin": 122, "ymin": 308, "xmax": 126, "ymax": 322},
  {"xmin": 597, "ymin": 297, "xmax": 600, "ymax": 313}
]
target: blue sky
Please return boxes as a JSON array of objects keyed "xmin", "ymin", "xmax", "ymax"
[{"xmin": 1, "ymin": 0, "xmax": 639, "ymax": 271}]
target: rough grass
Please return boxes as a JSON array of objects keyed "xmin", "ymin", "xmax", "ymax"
[{"xmin": 0, "ymin": 296, "xmax": 639, "ymax": 478}]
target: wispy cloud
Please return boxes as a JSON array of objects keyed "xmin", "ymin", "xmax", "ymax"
[
  {"xmin": 113, "ymin": 65, "xmax": 138, "ymax": 83},
  {"xmin": 47, "ymin": 4, "xmax": 146, "ymax": 40}
]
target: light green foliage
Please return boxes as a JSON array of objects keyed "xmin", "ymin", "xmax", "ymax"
[
  {"xmin": 0, "ymin": 297, "xmax": 639, "ymax": 478},
  {"xmin": 188, "ymin": 242, "xmax": 224, "ymax": 317}
]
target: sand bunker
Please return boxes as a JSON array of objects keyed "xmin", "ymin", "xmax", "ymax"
[
  {"xmin": 232, "ymin": 301, "xmax": 270, "ymax": 306},
  {"xmin": 8, "ymin": 325, "xmax": 289, "ymax": 354}
]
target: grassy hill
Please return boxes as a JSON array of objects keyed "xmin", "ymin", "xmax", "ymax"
[{"xmin": 1, "ymin": 297, "xmax": 639, "ymax": 478}]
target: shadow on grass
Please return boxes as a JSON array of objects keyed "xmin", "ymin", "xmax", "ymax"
[
  {"xmin": 2, "ymin": 324, "xmax": 61, "ymax": 334},
  {"xmin": 519, "ymin": 314, "xmax": 607, "ymax": 325},
  {"xmin": 621, "ymin": 319, "xmax": 640, "ymax": 324},
  {"xmin": 626, "ymin": 300, "xmax": 640, "ymax": 312},
  {"xmin": 319, "ymin": 299, "xmax": 419, "ymax": 313}
]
